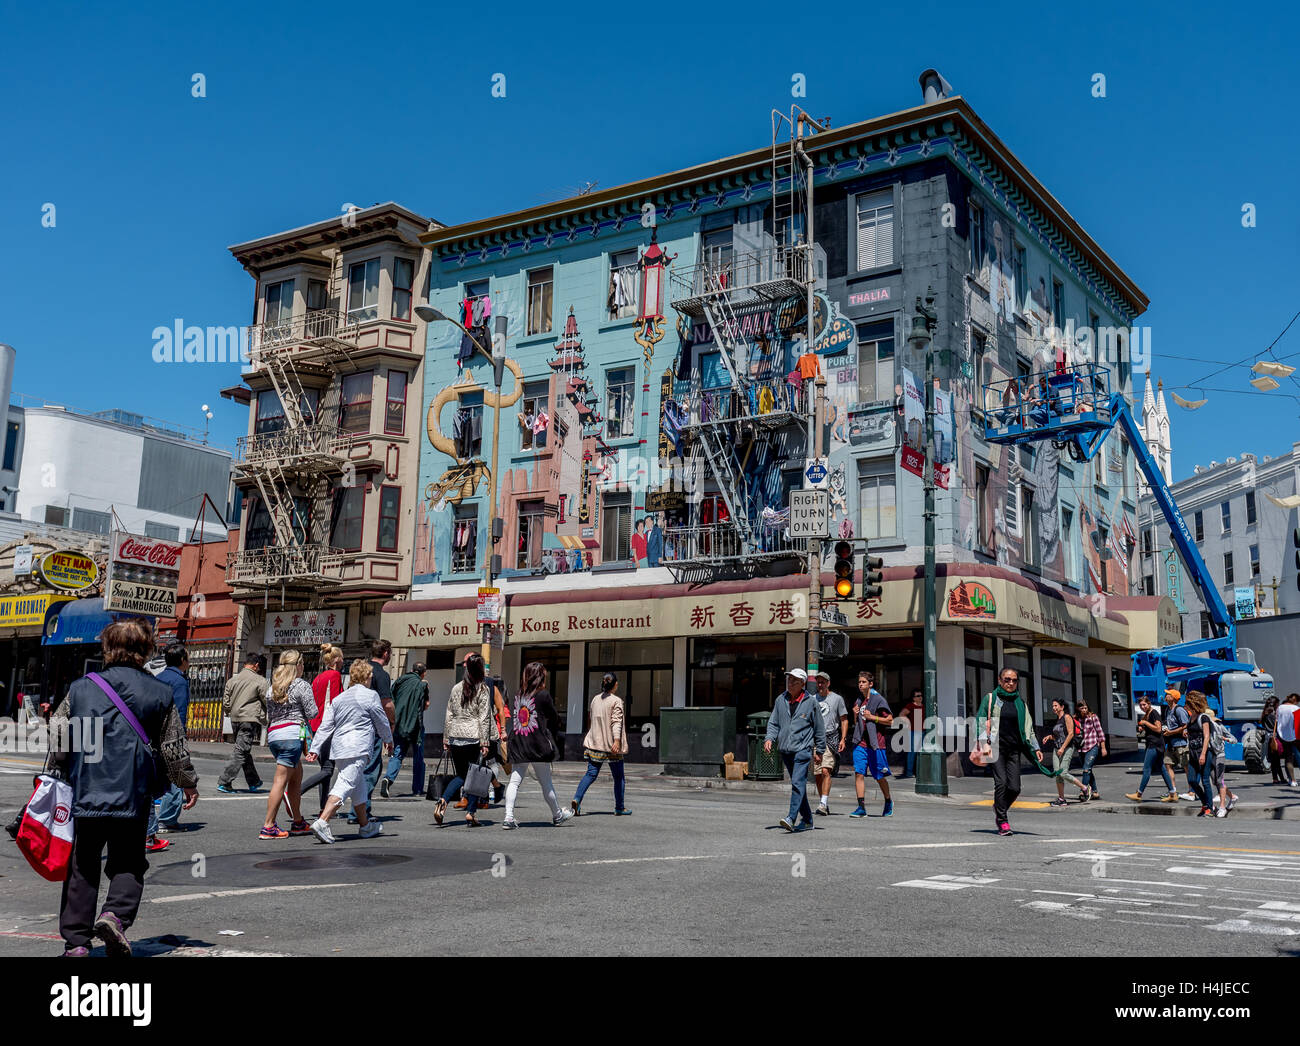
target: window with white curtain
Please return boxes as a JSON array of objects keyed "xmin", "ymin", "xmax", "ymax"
[
  {"xmin": 608, "ymin": 250, "xmax": 639, "ymax": 320},
  {"xmin": 856, "ymin": 190, "xmax": 894, "ymax": 270},
  {"xmin": 857, "ymin": 458, "xmax": 897, "ymax": 540},
  {"xmin": 347, "ymin": 259, "xmax": 380, "ymax": 322}
]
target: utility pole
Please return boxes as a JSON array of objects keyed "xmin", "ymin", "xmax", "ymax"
[
  {"xmin": 807, "ymin": 374, "xmax": 827, "ymax": 674},
  {"xmin": 909, "ymin": 288, "xmax": 948, "ymax": 796},
  {"xmin": 481, "ymin": 312, "xmax": 509, "ymax": 676}
]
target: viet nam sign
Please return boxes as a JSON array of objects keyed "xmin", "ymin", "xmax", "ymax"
[
  {"xmin": 39, "ymin": 551, "xmax": 98, "ymax": 592},
  {"xmin": 104, "ymin": 531, "xmax": 183, "ymax": 617}
]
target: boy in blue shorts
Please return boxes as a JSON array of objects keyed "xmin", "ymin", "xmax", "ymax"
[{"xmin": 850, "ymin": 669, "xmax": 894, "ymax": 817}]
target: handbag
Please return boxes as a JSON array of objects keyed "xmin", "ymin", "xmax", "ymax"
[
  {"xmin": 463, "ymin": 753, "xmax": 492, "ymax": 800},
  {"xmin": 15, "ymin": 774, "xmax": 75, "ymax": 881},
  {"xmin": 88, "ymin": 672, "xmax": 167, "ymax": 800},
  {"xmin": 426, "ymin": 751, "xmax": 453, "ymax": 801}
]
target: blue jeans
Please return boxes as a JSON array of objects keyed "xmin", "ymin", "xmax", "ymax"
[
  {"xmin": 781, "ymin": 750, "xmax": 814, "ymax": 824},
  {"xmin": 904, "ymin": 735, "xmax": 920, "ymax": 777},
  {"xmin": 1079, "ymin": 745, "xmax": 1100, "ymax": 793},
  {"xmin": 1187, "ymin": 751, "xmax": 1213, "ymax": 808},
  {"xmin": 1138, "ymin": 746, "xmax": 1173, "ymax": 795},
  {"xmin": 157, "ymin": 784, "xmax": 184, "ymax": 825},
  {"xmin": 384, "ymin": 733, "xmax": 425, "ymax": 795},
  {"xmin": 440, "ymin": 743, "xmax": 480, "ymax": 813},
  {"xmin": 573, "ymin": 756, "xmax": 626, "ymax": 811}
]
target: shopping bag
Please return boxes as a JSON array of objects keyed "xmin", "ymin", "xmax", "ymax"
[
  {"xmin": 15, "ymin": 775, "xmax": 75, "ymax": 882},
  {"xmin": 463, "ymin": 756, "xmax": 492, "ymax": 800},
  {"xmin": 426, "ymin": 752, "xmax": 453, "ymax": 801}
]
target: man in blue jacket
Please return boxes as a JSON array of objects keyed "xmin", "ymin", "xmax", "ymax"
[
  {"xmin": 154, "ymin": 643, "xmax": 191, "ymax": 833},
  {"xmin": 763, "ymin": 668, "xmax": 826, "ymax": 832}
]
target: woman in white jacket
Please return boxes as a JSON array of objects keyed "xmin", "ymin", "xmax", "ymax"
[{"xmin": 305, "ymin": 660, "xmax": 393, "ymax": 843}]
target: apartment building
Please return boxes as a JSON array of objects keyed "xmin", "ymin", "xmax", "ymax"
[{"xmin": 224, "ymin": 203, "xmax": 437, "ymax": 669}]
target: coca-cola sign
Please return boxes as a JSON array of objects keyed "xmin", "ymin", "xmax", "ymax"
[{"xmin": 111, "ymin": 532, "xmax": 183, "ymax": 571}]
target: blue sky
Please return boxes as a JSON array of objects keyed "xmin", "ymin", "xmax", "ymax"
[{"xmin": 1, "ymin": 0, "xmax": 1296, "ymax": 481}]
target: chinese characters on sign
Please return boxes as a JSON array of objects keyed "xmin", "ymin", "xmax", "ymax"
[{"xmin": 265, "ymin": 611, "xmax": 345, "ymax": 646}]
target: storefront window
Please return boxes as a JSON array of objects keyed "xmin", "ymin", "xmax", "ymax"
[
  {"xmin": 587, "ymin": 639, "xmax": 673, "ymax": 724},
  {"xmin": 1040, "ymin": 653, "xmax": 1076, "ymax": 722},
  {"xmin": 1111, "ymin": 667, "xmax": 1132, "ymax": 721},
  {"xmin": 516, "ymin": 645, "xmax": 569, "ymax": 721},
  {"xmin": 690, "ymin": 635, "xmax": 785, "ymax": 725},
  {"xmin": 964, "ymin": 630, "xmax": 996, "ymax": 719},
  {"xmin": 1001, "ymin": 643, "xmax": 1035, "ymax": 723}
]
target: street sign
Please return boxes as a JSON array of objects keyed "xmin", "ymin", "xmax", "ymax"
[
  {"xmin": 13, "ymin": 545, "xmax": 33, "ymax": 576},
  {"xmin": 820, "ymin": 605, "xmax": 848, "ymax": 626},
  {"xmin": 487, "ymin": 625, "xmax": 505, "ymax": 650},
  {"xmin": 477, "ymin": 587, "xmax": 502, "ymax": 625},
  {"xmin": 804, "ymin": 458, "xmax": 829, "ymax": 489},
  {"xmin": 789, "ymin": 490, "xmax": 830, "ymax": 539}
]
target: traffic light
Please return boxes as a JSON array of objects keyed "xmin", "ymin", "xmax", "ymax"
[
  {"xmin": 833, "ymin": 540, "xmax": 855, "ymax": 600},
  {"xmin": 863, "ymin": 554, "xmax": 884, "ymax": 599}
]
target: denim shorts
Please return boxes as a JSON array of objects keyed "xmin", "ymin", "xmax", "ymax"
[{"xmin": 268, "ymin": 737, "xmax": 303, "ymax": 768}]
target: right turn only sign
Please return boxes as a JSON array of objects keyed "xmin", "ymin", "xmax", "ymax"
[{"xmin": 789, "ymin": 490, "xmax": 830, "ymax": 539}]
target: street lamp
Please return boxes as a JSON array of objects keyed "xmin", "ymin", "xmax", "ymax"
[
  {"xmin": 416, "ymin": 302, "xmax": 510, "ymax": 672},
  {"xmin": 908, "ymin": 287, "xmax": 948, "ymax": 796}
]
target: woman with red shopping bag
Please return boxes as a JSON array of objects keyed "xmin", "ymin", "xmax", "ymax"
[{"xmin": 43, "ymin": 619, "xmax": 199, "ymax": 957}]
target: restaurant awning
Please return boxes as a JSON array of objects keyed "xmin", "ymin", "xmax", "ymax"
[{"xmin": 42, "ymin": 597, "xmax": 153, "ymax": 646}]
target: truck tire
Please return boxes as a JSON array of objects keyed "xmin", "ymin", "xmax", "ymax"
[{"xmin": 1242, "ymin": 727, "xmax": 1265, "ymax": 775}]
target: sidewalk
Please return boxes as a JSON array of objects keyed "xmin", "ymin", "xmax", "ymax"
[{"xmin": 186, "ymin": 741, "xmax": 1300, "ymax": 819}]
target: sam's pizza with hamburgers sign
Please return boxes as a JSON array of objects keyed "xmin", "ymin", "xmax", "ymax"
[{"xmin": 103, "ymin": 531, "xmax": 183, "ymax": 617}]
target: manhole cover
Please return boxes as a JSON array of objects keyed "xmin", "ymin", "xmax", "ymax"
[
  {"xmin": 148, "ymin": 848, "xmax": 505, "ymax": 887},
  {"xmin": 253, "ymin": 853, "xmax": 413, "ymax": 872}
]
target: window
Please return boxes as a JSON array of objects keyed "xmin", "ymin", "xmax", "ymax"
[
  {"xmin": 264, "ymin": 279, "xmax": 294, "ymax": 327},
  {"xmin": 1111, "ymin": 667, "xmax": 1132, "ymax": 721},
  {"xmin": 1088, "ymin": 310, "xmax": 1100, "ymax": 360},
  {"xmin": 45, "ymin": 505, "xmax": 68, "ymax": 527},
  {"xmin": 1247, "ymin": 491, "xmax": 1257, "ymax": 526},
  {"xmin": 1022, "ymin": 485, "xmax": 1038, "ymax": 566},
  {"xmin": 255, "ymin": 388, "xmax": 319, "ymax": 433},
  {"xmin": 516, "ymin": 499, "xmax": 544, "ymax": 569},
  {"xmin": 331, "ymin": 485, "xmax": 365, "ymax": 551},
  {"xmin": 307, "ymin": 279, "xmax": 328, "ymax": 312},
  {"xmin": 1194, "ymin": 510, "xmax": 1204, "ymax": 542},
  {"xmin": 1061, "ymin": 507, "xmax": 1079, "ymax": 585},
  {"xmin": 2, "ymin": 421, "xmax": 18, "ymax": 471},
  {"xmin": 858, "ymin": 458, "xmax": 897, "ymax": 540},
  {"xmin": 384, "ymin": 371, "xmax": 407, "ymax": 435},
  {"xmin": 1143, "ymin": 575, "xmax": 1155, "ymax": 596},
  {"xmin": 856, "ymin": 320, "xmax": 896, "ymax": 403},
  {"xmin": 1051, "ymin": 277, "xmax": 1065, "ymax": 324},
  {"xmin": 601, "ymin": 491, "xmax": 632, "ymax": 561},
  {"xmin": 377, "ymin": 486, "xmax": 401, "ymax": 552},
  {"xmin": 1200, "ymin": 612, "xmax": 1211, "ymax": 640},
  {"xmin": 244, "ymin": 499, "xmax": 274, "ymax": 551},
  {"xmin": 451, "ymin": 504, "xmax": 478, "ymax": 573},
  {"xmin": 702, "ymin": 228, "xmax": 733, "ymax": 277},
  {"xmin": 144, "ymin": 521, "xmax": 179, "ymax": 541},
  {"xmin": 1250, "ymin": 543, "xmax": 1260, "ymax": 578},
  {"xmin": 339, "ymin": 372, "xmax": 373, "ymax": 434},
  {"xmin": 526, "ymin": 266, "xmax": 553, "ymax": 335},
  {"xmin": 1094, "ymin": 441, "xmax": 1105, "ymax": 486},
  {"xmin": 976, "ymin": 465, "xmax": 992, "ymax": 552},
  {"xmin": 521, "ymin": 380, "xmax": 550, "ymax": 450},
  {"xmin": 72, "ymin": 507, "xmax": 111, "ymax": 535},
  {"xmin": 347, "ymin": 258, "xmax": 380, "ymax": 322},
  {"xmin": 1223, "ymin": 551, "xmax": 1234, "ymax": 586},
  {"xmin": 1120, "ymin": 438, "xmax": 1130, "ymax": 498},
  {"xmin": 392, "ymin": 258, "xmax": 414, "ymax": 321},
  {"xmin": 1012, "ymin": 244, "xmax": 1026, "ymax": 308},
  {"xmin": 856, "ymin": 190, "xmax": 895, "ymax": 270},
  {"xmin": 1221, "ymin": 501, "xmax": 1231, "ymax": 534},
  {"xmin": 1041, "ymin": 654, "xmax": 1075, "ymax": 724},
  {"xmin": 606, "ymin": 367, "xmax": 635, "ymax": 439},
  {"xmin": 608, "ymin": 249, "xmax": 639, "ymax": 320},
  {"xmin": 968, "ymin": 200, "xmax": 986, "ymax": 276},
  {"xmin": 1097, "ymin": 523, "xmax": 1110, "ymax": 592}
]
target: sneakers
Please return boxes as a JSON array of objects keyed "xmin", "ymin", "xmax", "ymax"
[
  {"xmin": 288, "ymin": 819, "xmax": 312, "ymax": 836},
  {"xmin": 359, "ymin": 820, "xmax": 383, "ymax": 838},
  {"xmin": 1159, "ymin": 793, "xmax": 1179, "ymax": 803},
  {"xmin": 502, "ymin": 818, "xmax": 519, "ymax": 830},
  {"xmin": 379, "ymin": 778, "xmax": 391, "ymax": 799},
  {"xmin": 309, "ymin": 818, "xmax": 335, "ymax": 844},
  {"xmin": 779, "ymin": 817, "xmax": 795, "ymax": 832},
  {"xmin": 92, "ymin": 912, "xmax": 131, "ymax": 958},
  {"xmin": 247, "ymin": 784, "xmax": 264, "ymax": 793},
  {"xmin": 795, "ymin": 820, "xmax": 814, "ymax": 832},
  {"xmin": 216, "ymin": 783, "xmax": 235, "ymax": 794},
  {"xmin": 1050, "ymin": 797, "xmax": 1068, "ymax": 807},
  {"xmin": 1076, "ymin": 790, "xmax": 1090, "ymax": 803},
  {"xmin": 1090, "ymin": 792, "xmax": 1102, "ymax": 801},
  {"xmin": 433, "ymin": 799, "xmax": 446, "ymax": 825},
  {"xmin": 1125, "ymin": 792, "xmax": 1143, "ymax": 802},
  {"xmin": 615, "ymin": 809, "xmax": 632, "ymax": 816},
  {"xmin": 849, "ymin": 806, "xmax": 867, "ymax": 818},
  {"xmin": 997, "ymin": 822, "xmax": 1012, "ymax": 836},
  {"xmin": 156, "ymin": 822, "xmax": 179, "ymax": 833},
  {"xmin": 1179, "ymin": 791, "xmax": 1197, "ymax": 802},
  {"xmin": 61, "ymin": 947, "xmax": 90, "ymax": 957},
  {"xmin": 1228, "ymin": 794, "xmax": 1239, "ymax": 811},
  {"xmin": 882, "ymin": 800, "xmax": 894, "ymax": 817},
  {"xmin": 553, "ymin": 808, "xmax": 574, "ymax": 826},
  {"xmin": 816, "ymin": 802, "xmax": 829, "ymax": 816},
  {"xmin": 1215, "ymin": 807, "xmax": 1227, "ymax": 818},
  {"xmin": 145, "ymin": 836, "xmax": 171, "ymax": 852},
  {"xmin": 1197, "ymin": 807, "xmax": 1212, "ymax": 817},
  {"xmin": 571, "ymin": 800, "xmax": 581, "ymax": 817},
  {"xmin": 259, "ymin": 824, "xmax": 289, "ymax": 840}
]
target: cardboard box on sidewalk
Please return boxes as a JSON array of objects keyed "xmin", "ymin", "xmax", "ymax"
[{"xmin": 725, "ymin": 761, "xmax": 747, "ymax": 780}]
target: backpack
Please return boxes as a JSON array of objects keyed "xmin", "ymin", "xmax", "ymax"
[{"xmin": 1209, "ymin": 716, "xmax": 1230, "ymax": 757}]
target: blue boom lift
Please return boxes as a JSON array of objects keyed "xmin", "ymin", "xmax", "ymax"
[{"xmin": 983, "ymin": 363, "xmax": 1275, "ymax": 768}]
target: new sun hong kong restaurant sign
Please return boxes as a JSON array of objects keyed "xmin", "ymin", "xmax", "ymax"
[{"xmin": 103, "ymin": 532, "xmax": 183, "ymax": 617}]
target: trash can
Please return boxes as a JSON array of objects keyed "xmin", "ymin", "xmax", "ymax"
[{"xmin": 746, "ymin": 712, "xmax": 784, "ymax": 780}]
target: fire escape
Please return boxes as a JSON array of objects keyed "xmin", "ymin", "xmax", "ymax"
[
  {"xmin": 227, "ymin": 263, "xmax": 362, "ymax": 593},
  {"xmin": 663, "ymin": 113, "xmax": 816, "ymax": 580}
]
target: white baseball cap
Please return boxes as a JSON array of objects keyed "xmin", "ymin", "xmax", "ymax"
[{"xmin": 786, "ymin": 668, "xmax": 808, "ymax": 681}]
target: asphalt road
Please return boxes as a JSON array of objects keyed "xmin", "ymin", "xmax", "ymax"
[{"xmin": 4, "ymin": 749, "xmax": 1300, "ymax": 957}]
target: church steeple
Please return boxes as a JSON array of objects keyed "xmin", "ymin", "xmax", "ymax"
[{"xmin": 1138, "ymin": 374, "xmax": 1173, "ymax": 492}]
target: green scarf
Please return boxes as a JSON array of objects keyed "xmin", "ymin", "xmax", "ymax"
[{"xmin": 978, "ymin": 687, "xmax": 1082, "ymax": 786}]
